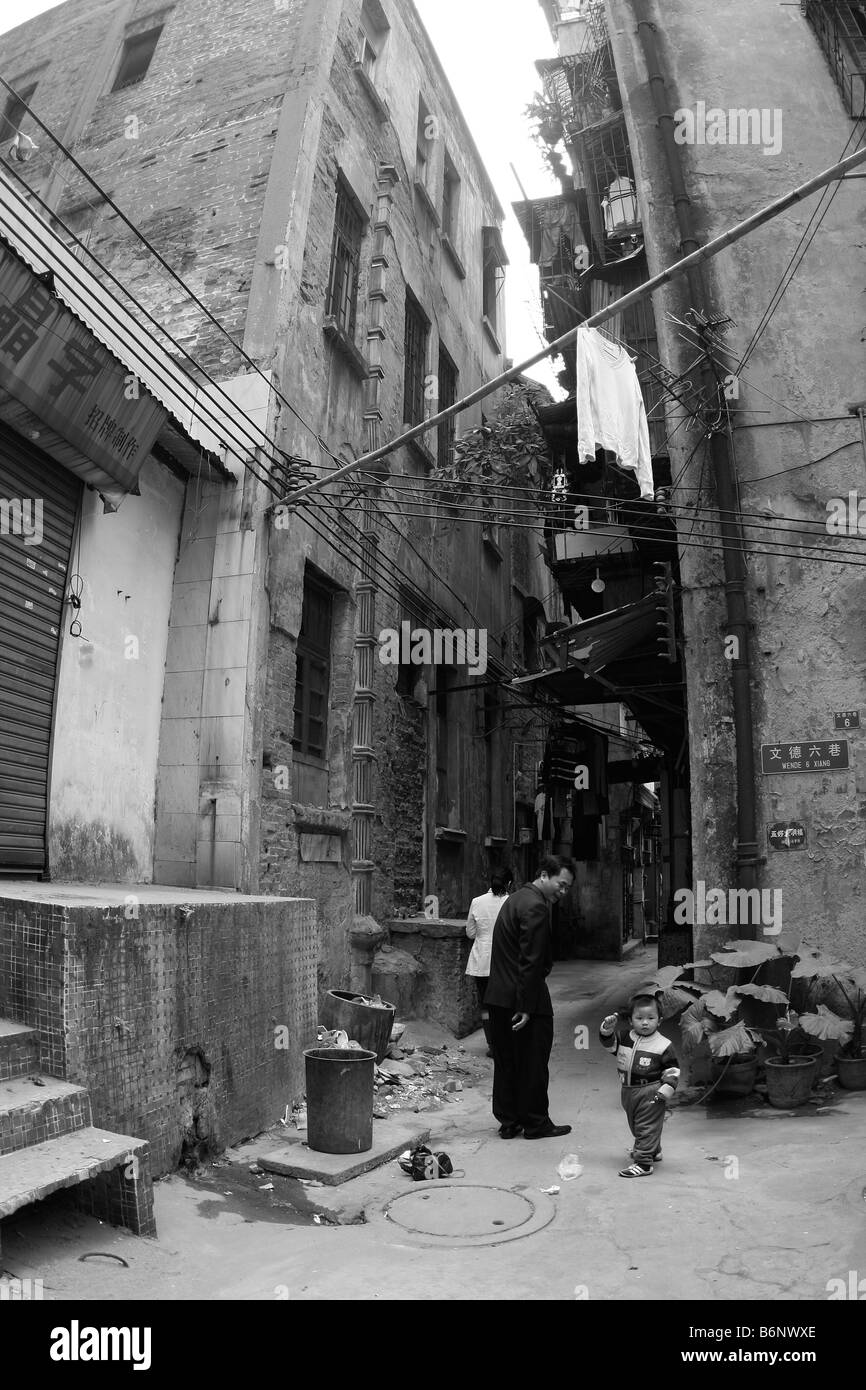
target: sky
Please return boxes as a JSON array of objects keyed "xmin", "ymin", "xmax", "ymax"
[{"xmin": 0, "ymin": 0, "xmax": 562, "ymax": 393}]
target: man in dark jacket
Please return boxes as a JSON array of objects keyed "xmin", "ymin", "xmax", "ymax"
[{"xmin": 485, "ymin": 854, "xmax": 576, "ymax": 1139}]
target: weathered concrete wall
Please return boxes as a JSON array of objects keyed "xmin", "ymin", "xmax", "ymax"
[
  {"xmin": 0, "ymin": 885, "xmax": 317, "ymax": 1176},
  {"xmin": 384, "ymin": 917, "xmax": 479, "ymax": 1037},
  {"xmin": 605, "ymin": 0, "xmax": 866, "ymax": 965},
  {"xmin": 48, "ymin": 455, "xmax": 184, "ymax": 880}
]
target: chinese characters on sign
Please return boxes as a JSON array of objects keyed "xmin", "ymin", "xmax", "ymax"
[
  {"xmin": 833, "ymin": 710, "xmax": 860, "ymax": 730},
  {"xmin": 768, "ymin": 822, "xmax": 807, "ymax": 851},
  {"xmin": 760, "ymin": 740, "xmax": 849, "ymax": 774},
  {"xmin": 0, "ymin": 244, "xmax": 166, "ymax": 495}
]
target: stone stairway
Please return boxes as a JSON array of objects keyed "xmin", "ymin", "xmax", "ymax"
[{"xmin": 0, "ymin": 1019, "xmax": 156, "ymax": 1262}]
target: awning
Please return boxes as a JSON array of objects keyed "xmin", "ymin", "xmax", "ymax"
[
  {"xmin": 0, "ymin": 241, "xmax": 167, "ymax": 506},
  {"xmin": 534, "ymin": 591, "xmax": 661, "ymax": 677},
  {"xmin": 0, "ymin": 171, "xmax": 260, "ymax": 479},
  {"xmin": 511, "ymin": 591, "xmax": 684, "ymax": 752}
]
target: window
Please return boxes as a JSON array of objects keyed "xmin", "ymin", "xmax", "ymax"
[
  {"xmin": 436, "ymin": 343, "xmax": 458, "ymax": 469},
  {"xmin": 402, "ymin": 290, "xmax": 430, "ymax": 425},
  {"xmin": 326, "ymin": 178, "xmax": 365, "ymax": 339},
  {"xmin": 292, "ymin": 573, "xmax": 333, "ymax": 761},
  {"xmin": 436, "ymin": 671, "xmax": 453, "ymax": 824},
  {"xmin": 416, "ymin": 96, "xmax": 432, "ymax": 188},
  {"xmin": 442, "ymin": 150, "xmax": 460, "ymax": 241},
  {"xmin": 111, "ymin": 26, "xmax": 163, "ymax": 91},
  {"xmin": 482, "ymin": 226, "xmax": 507, "ymax": 333},
  {"xmin": 0, "ymin": 84, "xmax": 36, "ymax": 145},
  {"xmin": 358, "ymin": 0, "xmax": 389, "ymax": 78}
]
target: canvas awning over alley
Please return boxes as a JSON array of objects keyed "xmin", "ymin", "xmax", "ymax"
[{"xmin": 511, "ymin": 591, "xmax": 685, "ymax": 753}]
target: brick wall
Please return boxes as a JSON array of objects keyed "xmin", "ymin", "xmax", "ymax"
[{"xmin": 0, "ymin": 890, "xmax": 317, "ymax": 1175}]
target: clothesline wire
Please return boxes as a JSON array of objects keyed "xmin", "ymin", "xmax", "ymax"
[
  {"xmin": 349, "ymin": 507, "xmax": 866, "ymax": 567},
  {"xmin": 361, "ymin": 474, "xmax": 858, "ymax": 541}
]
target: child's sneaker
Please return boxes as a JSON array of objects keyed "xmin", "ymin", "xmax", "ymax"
[{"xmin": 619, "ymin": 1162, "xmax": 653, "ymax": 1178}]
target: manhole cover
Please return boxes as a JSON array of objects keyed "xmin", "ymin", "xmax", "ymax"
[{"xmin": 367, "ymin": 1182, "xmax": 556, "ymax": 1248}]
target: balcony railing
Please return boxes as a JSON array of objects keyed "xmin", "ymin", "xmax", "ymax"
[{"xmin": 803, "ymin": 1, "xmax": 866, "ymax": 118}]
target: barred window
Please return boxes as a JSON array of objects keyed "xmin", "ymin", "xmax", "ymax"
[
  {"xmin": 326, "ymin": 179, "xmax": 364, "ymax": 339},
  {"xmin": 403, "ymin": 290, "xmax": 429, "ymax": 426},
  {"xmin": 437, "ymin": 343, "xmax": 458, "ymax": 469}
]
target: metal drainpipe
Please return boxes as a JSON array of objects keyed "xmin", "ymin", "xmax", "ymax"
[{"xmin": 632, "ymin": 0, "xmax": 759, "ymax": 903}]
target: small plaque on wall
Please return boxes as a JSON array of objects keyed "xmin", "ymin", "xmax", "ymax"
[{"xmin": 299, "ymin": 833, "xmax": 342, "ymax": 864}]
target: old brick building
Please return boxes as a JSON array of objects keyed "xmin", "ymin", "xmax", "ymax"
[
  {"xmin": 0, "ymin": 0, "xmax": 556, "ymax": 1009},
  {"xmin": 526, "ymin": 0, "xmax": 866, "ymax": 967}
]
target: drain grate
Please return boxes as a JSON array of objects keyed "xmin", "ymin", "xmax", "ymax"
[{"xmin": 367, "ymin": 1182, "xmax": 557, "ymax": 1248}]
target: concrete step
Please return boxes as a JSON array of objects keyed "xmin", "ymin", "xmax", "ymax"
[
  {"xmin": 0, "ymin": 1125, "xmax": 155, "ymax": 1237},
  {"xmin": 0, "ymin": 1020, "xmax": 40, "ymax": 1081},
  {"xmin": 0, "ymin": 1075, "xmax": 91, "ymax": 1156}
]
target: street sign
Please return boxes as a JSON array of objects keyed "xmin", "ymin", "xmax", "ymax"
[
  {"xmin": 760, "ymin": 740, "xmax": 849, "ymax": 774},
  {"xmin": 834, "ymin": 710, "xmax": 860, "ymax": 730},
  {"xmin": 768, "ymin": 822, "xmax": 807, "ymax": 851}
]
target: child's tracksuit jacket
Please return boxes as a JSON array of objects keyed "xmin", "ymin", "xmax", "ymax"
[{"xmin": 599, "ymin": 1020, "xmax": 680, "ymax": 1166}]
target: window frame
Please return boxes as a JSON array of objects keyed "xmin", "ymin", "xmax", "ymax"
[
  {"xmin": 325, "ymin": 176, "xmax": 365, "ymax": 342},
  {"xmin": 111, "ymin": 25, "xmax": 163, "ymax": 92},
  {"xmin": 0, "ymin": 83, "xmax": 37, "ymax": 145},
  {"xmin": 436, "ymin": 342, "xmax": 458, "ymax": 470},
  {"xmin": 441, "ymin": 149, "xmax": 461, "ymax": 242},
  {"xmin": 402, "ymin": 289, "xmax": 430, "ymax": 427},
  {"xmin": 482, "ymin": 226, "xmax": 507, "ymax": 332},
  {"xmin": 292, "ymin": 573, "xmax": 334, "ymax": 764},
  {"xmin": 416, "ymin": 95, "xmax": 431, "ymax": 189}
]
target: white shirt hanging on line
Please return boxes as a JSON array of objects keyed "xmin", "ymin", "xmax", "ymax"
[{"xmin": 576, "ymin": 325, "xmax": 654, "ymax": 500}]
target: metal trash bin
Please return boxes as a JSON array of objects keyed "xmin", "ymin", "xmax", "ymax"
[{"xmin": 303, "ymin": 1047, "xmax": 376, "ymax": 1154}]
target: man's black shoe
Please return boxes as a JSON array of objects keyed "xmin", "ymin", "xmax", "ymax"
[
  {"xmin": 498, "ymin": 1123, "xmax": 523, "ymax": 1139},
  {"xmin": 523, "ymin": 1121, "xmax": 572, "ymax": 1139}
]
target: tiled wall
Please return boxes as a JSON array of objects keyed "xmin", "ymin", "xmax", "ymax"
[
  {"xmin": 0, "ymin": 892, "xmax": 317, "ymax": 1175},
  {"xmin": 154, "ymin": 373, "xmax": 271, "ymax": 890}
]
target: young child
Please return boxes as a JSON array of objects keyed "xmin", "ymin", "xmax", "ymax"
[{"xmin": 599, "ymin": 993, "xmax": 680, "ymax": 1177}]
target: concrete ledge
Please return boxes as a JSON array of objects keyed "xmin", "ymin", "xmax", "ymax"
[
  {"xmin": 0, "ymin": 1126, "xmax": 149, "ymax": 1219},
  {"xmin": 257, "ymin": 1121, "xmax": 430, "ymax": 1186},
  {"xmin": 389, "ymin": 916, "xmax": 466, "ymax": 940}
]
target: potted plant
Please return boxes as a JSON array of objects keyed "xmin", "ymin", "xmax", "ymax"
[
  {"xmin": 758, "ymin": 1014, "xmax": 825, "ymax": 1108},
  {"xmin": 680, "ymin": 984, "xmax": 789, "ymax": 1096},
  {"xmin": 795, "ymin": 963, "xmax": 866, "ymax": 1090}
]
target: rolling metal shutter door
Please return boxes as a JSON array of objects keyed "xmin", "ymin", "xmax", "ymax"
[{"xmin": 0, "ymin": 426, "xmax": 81, "ymax": 874}]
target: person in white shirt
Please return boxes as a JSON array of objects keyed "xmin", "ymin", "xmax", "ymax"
[{"xmin": 465, "ymin": 870, "xmax": 512, "ymax": 1056}]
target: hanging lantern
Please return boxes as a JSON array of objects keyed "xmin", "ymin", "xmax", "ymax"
[{"xmin": 552, "ymin": 468, "xmax": 567, "ymax": 501}]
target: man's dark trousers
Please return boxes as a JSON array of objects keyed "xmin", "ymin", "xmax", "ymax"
[{"xmin": 489, "ymin": 1006, "xmax": 554, "ymax": 1134}]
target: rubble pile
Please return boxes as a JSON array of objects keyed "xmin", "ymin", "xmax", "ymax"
[{"xmin": 371, "ymin": 1020, "xmax": 489, "ymax": 1119}]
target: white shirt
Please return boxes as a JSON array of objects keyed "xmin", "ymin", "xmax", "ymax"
[
  {"xmin": 465, "ymin": 890, "xmax": 508, "ymax": 977},
  {"xmin": 576, "ymin": 325, "xmax": 653, "ymax": 500}
]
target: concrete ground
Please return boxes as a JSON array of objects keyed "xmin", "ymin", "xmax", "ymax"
[{"xmin": 2, "ymin": 945, "xmax": 865, "ymax": 1302}]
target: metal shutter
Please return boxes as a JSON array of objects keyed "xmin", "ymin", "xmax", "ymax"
[{"xmin": 0, "ymin": 424, "xmax": 81, "ymax": 874}]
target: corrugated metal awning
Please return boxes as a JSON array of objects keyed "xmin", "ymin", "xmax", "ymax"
[{"xmin": 0, "ymin": 170, "xmax": 265, "ymax": 478}]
